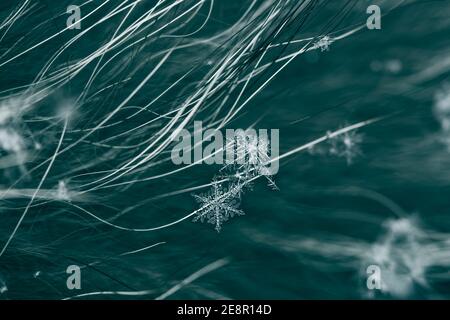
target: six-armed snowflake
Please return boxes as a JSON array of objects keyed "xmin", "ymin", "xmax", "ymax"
[
  {"xmin": 328, "ymin": 130, "xmax": 363, "ymax": 165},
  {"xmin": 193, "ymin": 180, "xmax": 245, "ymax": 232}
]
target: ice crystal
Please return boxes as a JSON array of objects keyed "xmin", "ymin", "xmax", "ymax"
[
  {"xmin": 0, "ymin": 105, "xmax": 15, "ymax": 125},
  {"xmin": 0, "ymin": 285, "xmax": 6, "ymax": 294},
  {"xmin": 0, "ymin": 99, "xmax": 27, "ymax": 169},
  {"xmin": 328, "ymin": 130, "xmax": 363, "ymax": 165},
  {"xmin": 313, "ymin": 35, "xmax": 332, "ymax": 52},
  {"xmin": 0, "ymin": 275, "xmax": 6, "ymax": 294},
  {"xmin": 433, "ymin": 84, "xmax": 450, "ymax": 149},
  {"xmin": 227, "ymin": 131, "xmax": 278, "ymax": 189},
  {"xmin": 193, "ymin": 180, "xmax": 245, "ymax": 232},
  {"xmin": 365, "ymin": 218, "xmax": 429, "ymax": 297},
  {"xmin": 0, "ymin": 128, "xmax": 24, "ymax": 153},
  {"xmin": 434, "ymin": 84, "xmax": 450, "ymax": 130},
  {"xmin": 57, "ymin": 180, "xmax": 70, "ymax": 201},
  {"xmin": 218, "ymin": 166, "xmax": 254, "ymax": 196},
  {"xmin": 0, "ymin": 97, "xmax": 23, "ymax": 125}
]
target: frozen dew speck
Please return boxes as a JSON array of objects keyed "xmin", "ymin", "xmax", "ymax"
[
  {"xmin": 0, "ymin": 275, "xmax": 6, "ymax": 294},
  {"xmin": 57, "ymin": 180, "xmax": 70, "ymax": 201},
  {"xmin": 313, "ymin": 36, "xmax": 332, "ymax": 52},
  {"xmin": 370, "ymin": 59, "xmax": 402, "ymax": 74},
  {"xmin": 434, "ymin": 84, "xmax": 450, "ymax": 130},
  {"xmin": 0, "ymin": 285, "xmax": 7, "ymax": 294},
  {"xmin": 433, "ymin": 84, "xmax": 450, "ymax": 150}
]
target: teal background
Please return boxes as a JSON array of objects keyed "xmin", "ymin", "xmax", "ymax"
[{"xmin": 1, "ymin": 0, "xmax": 450, "ymax": 299}]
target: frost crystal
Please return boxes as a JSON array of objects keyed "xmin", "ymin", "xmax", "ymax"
[
  {"xmin": 227, "ymin": 131, "xmax": 278, "ymax": 189},
  {"xmin": 328, "ymin": 130, "xmax": 363, "ymax": 165},
  {"xmin": 195, "ymin": 131, "xmax": 278, "ymax": 232},
  {"xmin": 0, "ymin": 275, "xmax": 6, "ymax": 294},
  {"xmin": 57, "ymin": 180, "xmax": 70, "ymax": 201},
  {"xmin": 434, "ymin": 84, "xmax": 450, "ymax": 125},
  {"xmin": 0, "ymin": 98, "xmax": 28, "ymax": 170},
  {"xmin": 434, "ymin": 84, "xmax": 450, "ymax": 149},
  {"xmin": 0, "ymin": 97, "xmax": 23, "ymax": 125},
  {"xmin": 313, "ymin": 36, "xmax": 332, "ymax": 52},
  {"xmin": 193, "ymin": 180, "xmax": 245, "ymax": 232},
  {"xmin": 0, "ymin": 285, "xmax": 6, "ymax": 294},
  {"xmin": 365, "ymin": 218, "xmax": 429, "ymax": 297},
  {"xmin": 0, "ymin": 128, "xmax": 24, "ymax": 153}
]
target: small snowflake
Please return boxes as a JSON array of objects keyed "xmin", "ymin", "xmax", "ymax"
[
  {"xmin": 0, "ymin": 127, "xmax": 24, "ymax": 153},
  {"xmin": 193, "ymin": 179, "xmax": 245, "ymax": 232},
  {"xmin": 328, "ymin": 130, "xmax": 363, "ymax": 165},
  {"xmin": 313, "ymin": 36, "xmax": 332, "ymax": 52},
  {"xmin": 0, "ymin": 285, "xmax": 7, "ymax": 294},
  {"xmin": 434, "ymin": 84, "xmax": 450, "ymax": 131},
  {"xmin": 57, "ymin": 180, "xmax": 70, "ymax": 201}
]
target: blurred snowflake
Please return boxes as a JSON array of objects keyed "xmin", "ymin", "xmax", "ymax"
[
  {"xmin": 433, "ymin": 84, "xmax": 450, "ymax": 150},
  {"xmin": 313, "ymin": 35, "xmax": 332, "ymax": 52},
  {"xmin": 434, "ymin": 84, "xmax": 450, "ymax": 126},
  {"xmin": 0, "ymin": 127, "xmax": 24, "ymax": 154},
  {"xmin": 328, "ymin": 130, "xmax": 363, "ymax": 165},
  {"xmin": 193, "ymin": 179, "xmax": 245, "ymax": 232},
  {"xmin": 57, "ymin": 180, "xmax": 70, "ymax": 201}
]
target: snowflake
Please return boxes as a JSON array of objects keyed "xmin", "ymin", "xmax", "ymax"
[
  {"xmin": 328, "ymin": 130, "xmax": 363, "ymax": 165},
  {"xmin": 365, "ymin": 218, "xmax": 429, "ymax": 297},
  {"xmin": 0, "ymin": 284, "xmax": 6, "ymax": 294},
  {"xmin": 193, "ymin": 179, "xmax": 245, "ymax": 232},
  {"xmin": 0, "ymin": 127, "xmax": 24, "ymax": 154},
  {"xmin": 218, "ymin": 166, "xmax": 253, "ymax": 196},
  {"xmin": 0, "ymin": 97, "xmax": 22, "ymax": 125},
  {"xmin": 224, "ymin": 131, "xmax": 278, "ymax": 189},
  {"xmin": 434, "ymin": 84, "xmax": 450, "ymax": 131},
  {"xmin": 253, "ymin": 136, "xmax": 278, "ymax": 190},
  {"xmin": 57, "ymin": 180, "xmax": 70, "ymax": 201},
  {"xmin": 313, "ymin": 35, "xmax": 332, "ymax": 52},
  {"xmin": 0, "ymin": 275, "xmax": 6, "ymax": 294}
]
